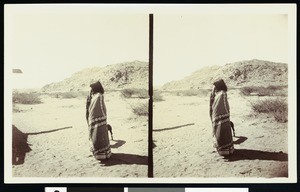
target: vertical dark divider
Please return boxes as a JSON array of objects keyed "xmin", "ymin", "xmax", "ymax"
[{"xmin": 148, "ymin": 14, "xmax": 154, "ymax": 178}]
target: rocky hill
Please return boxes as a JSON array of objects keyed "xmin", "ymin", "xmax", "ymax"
[
  {"xmin": 162, "ymin": 59, "xmax": 288, "ymax": 90},
  {"xmin": 42, "ymin": 61, "xmax": 148, "ymax": 92}
]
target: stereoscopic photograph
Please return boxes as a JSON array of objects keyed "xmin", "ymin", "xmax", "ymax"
[
  {"xmin": 5, "ymin": 5, "xmax": 149, "ymax": 180},
  {"xmin": 4, "ymin": 4, "xmax": 296, "ymax": 184}
]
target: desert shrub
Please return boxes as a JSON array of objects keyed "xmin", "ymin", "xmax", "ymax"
[
  {"xmin": 13, "ymin": 103, "xmax": 21, "ymax": 112},
  {"xmin": 173, "ymin": 89, "xmax": 210, "ymax": 97},
  {"xmin": 76, "ymin": 91, "xmax": 89, "ymax": 98},
  {"xmin": 121, "ymin": 89, "xmax": 135, "ymax": 98},
  {"xmin": 132, "ymin": 103, "xmax": 148, "ymax": 116},
  {"xmin": 13, "ymin": 91, "xmax": 42, "ymax": 104},
  {"xmin": 251, "ymin": 98, "xmax": 288, "ymax": 123},
  {"xmin": 267, "ymin": 85, "xmax": 280, "ymax": 92},
  {"xmin": 257, "ymin": 89, "xmax": 274, "ymax": 96},
  {"xmin": 121, "ymin": 88, "xmax": 148, "ymax": 99},
  {"xmin": 153, "ymin": 92, "xmax": 164, "ymax": 102},
  {"xmin": 240, "ymin": 86, "xmax": 269, "ymax": 96},
  {"xmin": 58, "ymin": 92, "xmax": 78, "ymax": 99},
  {"xmin": 272, "ymin": 110, "xmax": 288, "ymax": 123},
  {"xmin": 52, "ymin": 92, "xmax": 77, "ymax": 99},
  {"xmin": 197, "ymin": 89, "xmax": 211, "ymax": 96},
  {"xmin": 240, "ymin": 86, "xmax": 256, "ymax": 96},
  {"xmin": 135, "ymin": 89, "xmax": 148, "ymax": 98},
  {"xmin": 180, "ymin": 90, "xmax": 200, "ymax": 96},
  {"xmin": 240, "ymin": 86, "xmax": 286, "ymax": 96},
  {"xmin": 50, "ymin": 91, "xmax": 89, "ymax": 99}
]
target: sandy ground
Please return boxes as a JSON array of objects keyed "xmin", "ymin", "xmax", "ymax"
[
  {"xmin": 11, "ymin": 89, "xmax": 288, "ymax": 178},
  {"xmin": 153, "ymin": 89, "xmax": 288, "ymax": 178},
  {"xmin": 12, "ymin": 91, "xmax": 148, "ymax": 177}
]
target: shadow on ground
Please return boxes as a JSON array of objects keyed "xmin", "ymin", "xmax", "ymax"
[
  {"xmin": 224, "ymin": 149, "xmax": 288, "ymax": 162},
  {"xmin": 12, "ymin": 125, "xmax": 72, "ymax": 165},
  {"xmin": 154, "ymin": 123, "xmax": 195, "ymax": 132},
  {"xmin": 100, "ymin": 153, "xmax": 148, "ymax": 166},
  {"xmin": 27, "ymin": 126, "xmax": 72, "ymax": 135},
  {"xmin": 12, "ymin": 125, "xmax": 31, "ymax": 165}
]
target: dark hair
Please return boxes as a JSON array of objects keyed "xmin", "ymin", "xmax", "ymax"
[
  {"xmin": 213, "ymin": 79, "xmax": 228, "ymax": 92},
  {"xmin": 90, "ymin": 81, "xmax": 104, "ymax": 94}
]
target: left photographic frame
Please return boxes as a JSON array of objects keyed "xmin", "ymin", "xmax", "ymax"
[{"xmin": 4, "ymin": 4, "xmax": 151, "ymax": 183}]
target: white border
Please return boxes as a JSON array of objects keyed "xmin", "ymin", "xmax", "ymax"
[{"xmin": 4, "ymin": 3, "xmax": 297, "ymax": 184}]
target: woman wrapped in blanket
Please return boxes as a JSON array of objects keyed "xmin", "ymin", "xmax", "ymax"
[
  {"xmin": 86, "ymin": 81, "xmax": 111, "ymax": 160},
  {"xmin": 209, "ymin": 79, "xmax": 234, "ymax": 156}
]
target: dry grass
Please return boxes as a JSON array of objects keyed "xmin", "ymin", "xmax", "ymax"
[
  {"xmin": 132, "ymin": 103, "xmax": 148, "ymax": 116},
  {"xmin": 171, "ymin": 89, "xmax": 211, "ymax": 97},
  {"xmin": 48, "ymin": 91, "xmax": 89, "ymax": 99},
  {"xmin": 153, "ymin": 91, "xmax": 164, "ymax": 102},
  {"xmin": 13, "ymin": 91, "xmax": 42, "ymax": 105},
  {"xmin": 251, "ymin": 98, "xmax": 288, "ymax": 123},
  {"xmin": 121, "ymin": 88, "xmax": 148, "ymax": 99},
  {"xmin": 240, "ymin": 86, "xmax": 287, "ymax": 96}
]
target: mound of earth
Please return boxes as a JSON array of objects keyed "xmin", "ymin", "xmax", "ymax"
[
  {"xmin": 162, "ymin": 59, "xmax": 287, "ymax": 90},
  {"xmin": 42, "ymin": 61, "xmax": 148, "ymax": 92}
]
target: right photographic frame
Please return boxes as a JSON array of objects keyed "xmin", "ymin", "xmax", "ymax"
[{"xmin": 152, "ymin": 4, "xmax": 296, "ymax": 183}]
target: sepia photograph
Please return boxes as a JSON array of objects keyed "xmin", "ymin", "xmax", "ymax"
[
  {"xmin": 5, "ymin": 4, "xmax": 149, "ymax": 182},
  {"xmin": 153, "ymin": 6, "xmax": 296, "ymax": 181},
  {"xmin": 4, "ymin": 4, "xmax": 296, "ymax": 184}
]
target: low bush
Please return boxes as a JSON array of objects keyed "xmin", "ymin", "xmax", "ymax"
[
  {"xmin": 172, "ymin": 89, "xmax": 210, "ymax": 97},
  {"xmin": 153, "ymin": 92, "xmax": 164, "ymax": 102},
  {"xmin": 58, "ymin": 92, "xmax": 78, "ymax": 99},
  {"xmin": 13, "ymin": 103, "xmax": 21, "ymax": 112},
  {"xmin": 251, "ymin": 98, "xmax": 288, "ymax": 123},
  {"xmin": 272, "ymin": 110, "xmax": 288, "ymax": 123},
  {"xmin": 132, "ymin": 103, "xmax": 148, "ymax": 116},
  {"xmin": 13, "ymin": 91, "xmax": 42, "ymax": 104},
  {"xmin": 240, "ymin": 86, "xmax": 285, "ymax": 96},
  {"xmin": 49, "ymin": 91, "xmax": 89, "ymax": 99},
  {"xmin": 121, "ymin": 88, "xmax": 148, "ymax": 99}
]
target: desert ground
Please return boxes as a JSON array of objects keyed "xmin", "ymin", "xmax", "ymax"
[
  {"xmin": 12, "ymin": 91, "xmax": 148, "ymax": 177},
  {"xmin": 11, "ymin": 87, "xmax": 289, "ymax": 179},
  {"xmin": 153, "ymin": 89, "xmax": 288, "ymax": 178}
]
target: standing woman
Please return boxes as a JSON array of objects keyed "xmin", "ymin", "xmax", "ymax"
[
  {"xmin": 209, "ymin": 79, "xmax": 234, "ymax": 156},
  {"xmin": 86, "ymin": 81, "xmax": 111, "ymax": 160}
]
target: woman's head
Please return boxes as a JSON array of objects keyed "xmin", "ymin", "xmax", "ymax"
[
  {"xmin": 90, "ymin": 80, "xmax": 104, "ymax": 94},
  {"xmin": 213, "ymin": 79, "xmax": 227, "ymax": 92}
]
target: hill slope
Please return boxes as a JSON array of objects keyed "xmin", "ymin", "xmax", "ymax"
[
  {"xmin": 42, "ymin": 61, "xmax": 148, "ymax": 92},
  {"xmin": 162, "ymin": 59, "xmax": 288, "ymax": 90}
]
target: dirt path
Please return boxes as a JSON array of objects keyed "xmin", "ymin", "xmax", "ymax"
[
  {"xmin": 12, "ymin": 91, "xmax": 148, "ymax": 178},
  {"xmin": 153, "ymin": 90, "xmax": 288, "ymax": 178}
]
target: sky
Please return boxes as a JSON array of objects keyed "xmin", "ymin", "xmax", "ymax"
[
  {"xmin": 153, "ymin": 14, "xmax": 288, "ymax": 86},
  {"xmin": 5, "ymin": 5, "xmax": 290, "ymax": 88},
  {"xmin": 5, "ymin": 5, "xmax": 149, "ymax": 88}
]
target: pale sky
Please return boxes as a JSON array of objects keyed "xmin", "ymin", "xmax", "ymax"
[
  {"xmin": 5, "ymin": 5, "xmax": 291, "ymax": 88},
  {"xmin": 153, "ymin": 14, "xmax": 288, "ymax": 86},
  {"xmin": 5, "ymin": 5, "xmax": 148, "ymax": 88}
]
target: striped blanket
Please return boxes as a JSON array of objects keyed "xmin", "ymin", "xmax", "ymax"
[
  {"xmin": 87, "ymin": 93, "xmax": 111, "ymax": 160},
  {"xmin": 210, "ymin": 90, "xmax": 234, "ymax": 156}
]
